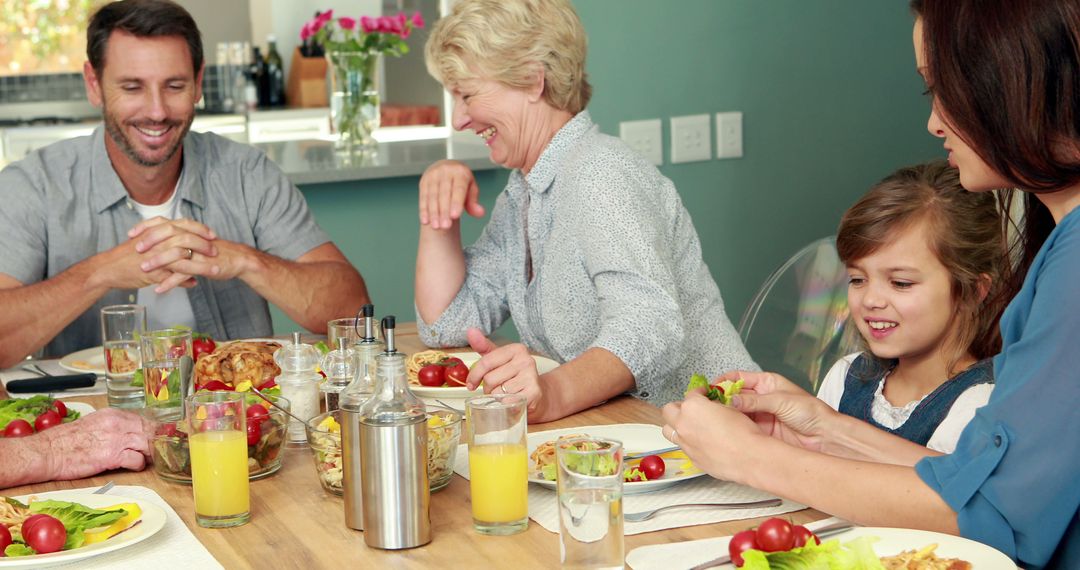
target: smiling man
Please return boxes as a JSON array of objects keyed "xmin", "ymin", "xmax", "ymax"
[{"xmin": 0, "ymin": 0, "xmax": 370, "ymax": 367}]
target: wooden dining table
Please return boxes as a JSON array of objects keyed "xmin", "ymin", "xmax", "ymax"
[{"xmin": 1, "ymin": 323, "xmax": 826, "ymax": 569}]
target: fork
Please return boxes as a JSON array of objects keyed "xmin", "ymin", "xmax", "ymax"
[{"xmin": 624, "ymin": 498, "xmax": 782, "ymax": 523}]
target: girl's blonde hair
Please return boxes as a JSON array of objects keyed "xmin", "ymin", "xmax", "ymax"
[
  {"xmin": 424, "ymin": 0, "xmax": 592, "ymax": 114},
  {"xmin": 837, "ymin": 160, "xmax": 1007, "ymax": 374}
]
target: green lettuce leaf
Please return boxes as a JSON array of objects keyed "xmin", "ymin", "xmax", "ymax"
[
  {"xmin": 541, "ymin": 462, "xmax": 557, "ymax": 481},
  {"xmin": 4, "ymin": 543, "xmax": 36, "ymax": 557},
  {"xmin": 686, "ymin": 374, "xmax": 710, "ymax": 395},
  {"xmin": 561, "ymin": 442, "xmax": 619, "ymax": 477},
  {"xmin": 28, "ymin": 500, "xmax": 128, "ymax": 550},
  {"xmin": 131, "ymin": 368, "xmax": 145, "ymax": 387},
  {"xmin": 684, "ymin": 375, "xmax": 744, "ymax": 404},
  {"xmin": 741, "ymin": 536, "xmax": 885, "ymax": 570}
]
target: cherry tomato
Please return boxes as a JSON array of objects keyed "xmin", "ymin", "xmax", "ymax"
[
  {"xmin": 34, "ymin": 410, "xmax": 63, "ymax": 432},
  {"xmin": 444, "ymin": 363, "xmax": 469, "ymax": 387},
  {"xmin": 0, "ymin": 522, "xmax": 11, "ymax": 554},
  {"xmin": 246, "ymin": 404, "xmax": 270, "ymax": 428},
  {"xmin": 4, "ymin": 419, "xmax": 33, "ymax": 438},
  {"xmin": 193, "ymin": 334, "xmax": 216, "ymax": 361},
  {"xmin": 638, "ymin": 455, "xmax": 666, "ymax": 480},
  {"xmin": 728, "ymin": 529, "xmax": 759, "ymax": 567},
  {"xmin": 156, "ymin": 422, "xmax": 179, "ymax": 438},
  {"xmin": 792, "ymin": 525, "xmax": 818, "ymax": 547},
  {"xmin": 167, "ymin": 344, "xmax": 187, "ymax": 359},
  {"xmin": 440, "ymin": 356, "xmax": 466, "ymax": 368},
  {"xmin": 247, "ymin": 420, "xmax": 262, "ymax": 446},
  {"xmin": 51, "ymin": 400, "xmax": 68, "ymax": 418},
  {"xmin": 417, "ymin": 364, "xmax": 445, "ymax": 387},
  {"xmin": 202, "ymin": 380, "xmax": 231, "ymax": 392},
  {"xmin": 22, "ymin": 513, "xmax": 66, "ymax": 554},
  {"xmin": 755, "ymin": 517, "xmax": 795, "ymax": 552}
]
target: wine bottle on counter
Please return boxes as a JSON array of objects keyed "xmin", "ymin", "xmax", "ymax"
[
  {"xmin": 249, "ymin": 46, "xmax": 266, "ymax": 109},
  {"xmin": 265, "ymin": 35, "xmax": 286, "ymax": 107}
]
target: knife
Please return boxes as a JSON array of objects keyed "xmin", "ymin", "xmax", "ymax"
[
  {"xmin": 6, "ymin": 373, "xmax": 98, "ymax": 393},
  {"xmin": 625, "ymin": 445, "xmax": 681, "ymax": 461}
]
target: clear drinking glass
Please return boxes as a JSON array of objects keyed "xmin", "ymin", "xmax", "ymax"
[
  {"xmin": 556, "ymin": 437, "xmax": 625, "ymax": 570},
  {"xmin": 187, "ymin": 391, "xmax": 250, "ymax": 528},
  {"xmin": 139, "ymin": 328, "xmax": 193, "ymax": 417},
  {"xmin": 100, "ymin": 304, "xmax": 147, "ymax": 409},
  {"xmin": 465, "ymin": 393, "xmax": 529, "ymax": 535},
  {"xmin": 327, "ymin": 316, "xmax": 379, "ymax": 349}
]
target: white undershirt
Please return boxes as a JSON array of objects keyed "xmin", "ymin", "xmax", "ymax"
[
  {"xmin": 817, "ymin": 353, "xmax": 994, "ymax": 453},
  {"xmin": 130, "ymin": 178, "xmax": 198, "ymax": 331}
]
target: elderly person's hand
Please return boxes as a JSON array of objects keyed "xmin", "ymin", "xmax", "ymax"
[
  {"xmin": 464, "ymin": 328, "xmax": 546, "ymax": 414},
  {"xmin": 0, "ymin": 408, "xmax": 149, "ymax": 489},
  {"xmin": 419, "ymin": 160, "xmax": 487, "ymax": 230},
  {"xmin": 45, "ymin": 408, "xmax": 151, "ymax": 481}
]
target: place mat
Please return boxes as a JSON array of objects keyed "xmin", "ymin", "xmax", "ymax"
[
  {"xmin": 0, "ymin": 361, "xmax": 107, "ymax": 398},
  {"xmin": 452, "ymin": 443, "xmax": 805, "ymax": 535},
  {"xmin": 44, "ymin": 484, "xmax": 223, "ymax": 569},
  {"xmin": 625, "ymin": 516, "xmax": 847, "ymax": 570}
]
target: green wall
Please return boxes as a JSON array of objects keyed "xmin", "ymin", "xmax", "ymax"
[{"xmin": 272, "ymin": 0, "xmax": 941, "ymax": 337}]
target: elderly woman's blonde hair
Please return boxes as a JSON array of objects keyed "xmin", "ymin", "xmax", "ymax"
[{"xmin": 425, "ymin": 0, "xmax": 592, "ymax": 114}]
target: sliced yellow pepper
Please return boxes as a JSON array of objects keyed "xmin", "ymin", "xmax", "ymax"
[{"xmin": 83, "ymin": 503, "xmax": 142, "ymax": 545}]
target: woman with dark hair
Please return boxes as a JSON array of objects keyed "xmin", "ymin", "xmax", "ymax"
[{"xmin": 661, "ymin": 1, "xmax": 1079, "ymax": 568}]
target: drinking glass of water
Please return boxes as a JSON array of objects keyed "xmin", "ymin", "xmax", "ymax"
[
  {"xmin": 139, "ymin": 328, "xmax": 193, "ymax": 416},
  {"xmin": 99, "ymin": 304, "xmax": 146, "ymax": 409},
  {"xmin": 556, "ymin": 437, "xmax": 625, "ymax": 569}
]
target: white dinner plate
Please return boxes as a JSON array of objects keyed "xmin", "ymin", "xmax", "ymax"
[
  {"xmin": 626, "ymin": 521, "xmax": 1017, "ymax": 570},
  {"xmin": 58, "ymin": 347, "xmax": 106, "ymax": 374},
  {"xmin": 528, "ymin": 424, "xmax": 705, "ymax": 495},
  {"xmin": 64, "ymin": 401, "xmax": 96, "ymax": 416},
  {"xmin": 409, "ymin": 352, "xmax": 560, "ymax": 398},
  {"xmin": 0, "ymin": 492, "xmax": 167, "ymax": 568}
]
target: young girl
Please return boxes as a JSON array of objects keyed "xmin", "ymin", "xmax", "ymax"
[{"xmin": 816, "ymin": 160, "xmax": 1005, "ymax": 453}]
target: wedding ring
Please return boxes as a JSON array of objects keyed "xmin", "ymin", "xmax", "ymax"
[
  {"xmin": 669, "ymin": 428, "xmax": 679, "ymax": 442},
  {"xmin": 498, "ymin": 384, "xmax": 507, "ymax": 394},
  {"xmin": 184, "ymin": 247, "xmax": 194, "ymax": 259}
]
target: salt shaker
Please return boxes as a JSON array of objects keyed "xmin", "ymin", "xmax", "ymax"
[
  {"xmin": 320, "ymin": 337, "xmax": 358, "ymax": 413},
  {"xmin": 273, "ymin": 332, "xmax": 322, "ymax": 445},
  {"xmin": 341, "ymin": 304, "xmax": 382, "ymax": 531},
  {"xmin": 357, "ymin": 315, "xmax": 431, "ymax": 549}
]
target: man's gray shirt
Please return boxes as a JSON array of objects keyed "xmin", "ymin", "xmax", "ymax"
[{"xmin": 0, "ymin": 127, "xmax": 330, "ymax": 358}]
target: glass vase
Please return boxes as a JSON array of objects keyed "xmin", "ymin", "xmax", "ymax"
[{"xmin": 327, "ymin": 50, "xmax": 381, "ymax": 150}]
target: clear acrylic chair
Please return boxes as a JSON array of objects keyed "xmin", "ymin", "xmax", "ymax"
[{"xmin": 737, "ymin": 236, "xmax": 862, "ymax": 393}]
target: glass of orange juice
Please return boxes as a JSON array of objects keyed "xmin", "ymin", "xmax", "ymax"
[
  {"xmin": 186, "ymin": 391, "xmax": 251, "ymax": 528},
  {"xmin": 465, "ymin": 393, "xmax": 529, "ymax": 535}
]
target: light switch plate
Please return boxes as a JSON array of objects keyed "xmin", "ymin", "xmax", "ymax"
[
  {"xmin": 670, "ymin": 114, "xmax": 712, "ymax": 163},
  {"xmin": 619, "ymin": 119, "xmax": 663, "ymax": 166},
  {"xmin": 716, "ymin": 111, "xmax": 743, "ymax": 159}
]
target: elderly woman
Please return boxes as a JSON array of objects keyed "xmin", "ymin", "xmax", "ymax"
[{"xmin": 415, "ymin": 0, "xmax": 756, "ymax": 422}]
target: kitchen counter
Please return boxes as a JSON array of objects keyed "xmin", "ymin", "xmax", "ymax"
[
  {"xmin": 254, "ymin": 134, "xmax": 497, "ymax": 186},
  {"xmin": 0, "ymin": 107, "xmax": 498, "ymax": 183}
]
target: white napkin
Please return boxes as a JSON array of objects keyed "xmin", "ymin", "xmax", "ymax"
[
  {"xmin": 624, "ymin": 516, "xmax": 847, "ymax": 570},
  {"xmin": 43, "ymin": 485, "xmax": 223, "ymax": 569},
  {"xmin": 0, "ymin": 361, "xmax": 108, "ymax": 398},
  {"xmin": 452, "ymin": 443, "xmax": 805, "ymax": 535}
]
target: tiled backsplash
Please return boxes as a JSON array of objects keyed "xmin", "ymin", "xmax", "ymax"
[
  {"xmin": 0, "ymin": 73, "xmax": 86, "ymax": 104},
  {"xmin": 0, "ymin": 66, "xmax": 233, "ymax": 112}
]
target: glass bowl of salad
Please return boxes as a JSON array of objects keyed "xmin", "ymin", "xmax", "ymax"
[
  {"xmin": 147, "ymin": 393, "xmax": 290, "ymax": 483},
  {"xmin": 305, "ymin": 404, "xmax": 462, "ymax": 495}
]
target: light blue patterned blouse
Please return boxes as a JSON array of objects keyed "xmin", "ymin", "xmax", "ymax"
[{"xmin": 417, "ymin": 111, "xmax": 758, "ymax": 406}]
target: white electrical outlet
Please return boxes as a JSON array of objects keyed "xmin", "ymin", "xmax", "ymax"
[
  {"xmin": 670, "ymin": 114, "xmax": 712, "ymax": 164},
  {"xmin": 716, "ymin": 111, "xmax": 743, "ymax": 159},
  {"xmin": 619, "ymin": 119, "xmax": 663, "ymax": 166}
]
